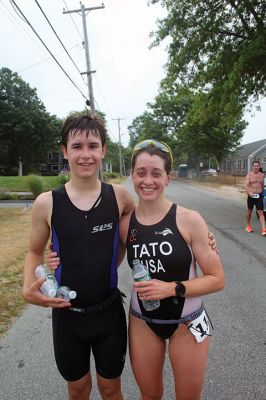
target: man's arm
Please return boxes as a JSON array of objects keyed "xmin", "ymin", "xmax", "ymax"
[
  {"xmin": 245, "ymin": 173, "xmax": 252, "ymax": 196},
  {"xmin": 23, "ymin": 192, "xmax": 70, "ymax": 308},
  {"xmin": 113, "ymin": 184, "xmax": 136, "ymax": 217}
]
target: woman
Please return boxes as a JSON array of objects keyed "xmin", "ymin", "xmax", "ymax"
[
  {"xmin": 119, "ymin": 139, "xmax": 224, "ymax": 400},
  {"xmin": 47, "ymin": 139, "xmax": 224, "ymax": 399}
]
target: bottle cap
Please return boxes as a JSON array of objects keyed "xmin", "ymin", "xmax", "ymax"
[
  {"xmin": 48, "ymin": 289, "xmax": 57, "ymax": 297},
  {"xmin": 69, "ymin": 291, "xmax": 77, "ymax": 299}
]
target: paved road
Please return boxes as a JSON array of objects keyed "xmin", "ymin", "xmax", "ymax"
[{"xmin": 0, "ymin": 178, "xmax": 265, "ymax": 399}]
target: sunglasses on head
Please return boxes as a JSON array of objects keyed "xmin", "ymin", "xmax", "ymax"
[{"xmin": 132, "ymin": 139, "xmax": 173, "ymax": 166}]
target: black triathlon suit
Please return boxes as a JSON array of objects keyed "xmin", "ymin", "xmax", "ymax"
[
  {"xmin": 127, "ymin": 204, "xmax": 204, "ymax": 340},
  {"xmin": 51, "ymin": 183, "xmax": 127, "ymax": 381},
  {"xmin": 247, "ymin": 194, "xmax": 263, "ymax": 210}
]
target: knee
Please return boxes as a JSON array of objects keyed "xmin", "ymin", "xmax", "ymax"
[
  {"xmin": 140, "ymin": 391, "xmax": 164, "ymax": 400},
  {"xmin": 67, "ymin": 378, "xmax": 92, "ymax": 400},
  {"xmin": 97, "ymin": 378, "xmax": 122, "ymax": 400}
]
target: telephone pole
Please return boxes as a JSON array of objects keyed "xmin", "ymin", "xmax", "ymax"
[
  {"xmin": 63, "ymin": 2, "xmax": 105, "ymax": 112},
  {"xmin": 112, "ymin": 117, "xmax": 125, "ymax": 176}
]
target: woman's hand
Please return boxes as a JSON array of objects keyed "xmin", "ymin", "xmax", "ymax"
[
  {"xmin": 46, "ymin": 243, "xmax": 60, "ymax": 270},
  {"xmin": 133, "ymin": 279, "xmax": 176, "ymax": 301}
]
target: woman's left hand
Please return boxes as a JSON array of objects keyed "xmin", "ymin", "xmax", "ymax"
[{"xmin": 133, "ymin": 279, "xmax": 175, "ymax": 301}]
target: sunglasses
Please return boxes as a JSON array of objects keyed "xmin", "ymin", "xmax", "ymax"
[{"xmin": 132, "ymin": 139, "xmax": 173, "ymax": 166}]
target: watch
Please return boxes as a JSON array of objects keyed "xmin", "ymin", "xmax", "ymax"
[{"xmin": 174, "ymin": 281, "xmax": 186, "ymax": 297}]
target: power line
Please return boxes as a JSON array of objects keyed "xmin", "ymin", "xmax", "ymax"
[
  {"xmin": 62, "ymin": 0, "xmax": 83, "ymax": 41},
  {"xmin": 17, "ymin": 43, "xmax": 82, "ymax": 73},
  {"xmin": 10, "ymin": 0, "xmax": 88, "ymax": 101},
  {"xmin": 34, "ymin": 0, "xmax": 85, "ymax": 81},
  {"xmin": 1, "ymin": 0, "xmax": 49, "ymax": 61}
]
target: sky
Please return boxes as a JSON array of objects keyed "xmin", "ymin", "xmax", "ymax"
[{"xmin": 0, "ymin": 0, "xmax": 265, "ymax": 147}]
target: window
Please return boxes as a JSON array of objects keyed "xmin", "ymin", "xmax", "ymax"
[
  {"xmin": 51, "ymin": 165, "xmax": 59, "ymax": 172},
  {"xmin": 39, "ymin": 164, "xmax": 47, "ymax": 171}
]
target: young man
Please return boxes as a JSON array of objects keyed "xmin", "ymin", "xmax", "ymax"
[
  {"xmin": 23, "ymin": 114, "xmax": 135, "ymax": 400},
  {"xmin": 245, "ymin": 160, "xmax": 266, "ymax": 236}
]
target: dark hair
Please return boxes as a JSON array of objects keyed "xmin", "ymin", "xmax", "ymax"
[
  {"xmin": 131, "ymin": 146, "xmax": 172, "ymax": 175},
  {"xmin": 252, "ymin": 160, "xmax": 260, "ymax": 166},
  {"xmin": 61, "ymin": 113, "xmax": 107, "ymax": 147}
]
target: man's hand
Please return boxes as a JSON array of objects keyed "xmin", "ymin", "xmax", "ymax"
[
  {"xmin": 23, "ymin": 277, "xmax": 71, "ymax": 308},
  {"xmin": 208, "ymin": 231, "xmax": 219, "ymax": 253}
]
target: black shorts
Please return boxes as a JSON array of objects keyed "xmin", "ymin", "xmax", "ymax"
[
  {"xmin": 247, "ymin": 194, "xmax": 263, "ymax": 210},
  {"xmin": 52, "ymin": 292, "xmax": 127, "ymax": 381}
]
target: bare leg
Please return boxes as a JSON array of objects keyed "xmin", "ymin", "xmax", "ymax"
[
  {"xmin": 246, "ymin": 209, "xmax": 252, "ymax": 226},
  {"xmin": 97, "ymin": 375, "xmax": 123, "ymax": 400},
  {"xmin": 258, "ymin": 210, "xmax": 266, "ymax": 230},
  {"xmin": 67, "ymin": 372, "xmax": 92, "ymax": 400},
  {"xmin": 129, "ymin": 315, "xmax": 166, "ymax": 400},
  {"xmin": 169, "ymin": 324, "xmax": 209, "ymax": 400}
]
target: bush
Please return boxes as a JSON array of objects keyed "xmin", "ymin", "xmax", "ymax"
[
  {"xmin": 27, "ymin": 174, "xmax": 44, "ymax": 198},
  {"xmin": 0, "ymin": 190, "xmax": 18, "ymax": 200},
  {"xmin": 103, "ymin": 171, "xmax": 119, "ymax": 181},
  {"xmin": 57, "ymin": 173, "xmax": 70, "ymax": 185}
]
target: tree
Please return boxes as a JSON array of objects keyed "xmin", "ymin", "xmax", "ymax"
[
  {"xmin": 0, "ymin": 68, "xmax": 61, "ymax": 175},
  {"xmin": 146, "ymin": 83, "xmax": 246, "ymax": 169},
  {"xmin": 150, "ymin": 0, "xmax": 266, "ymax": 106}
]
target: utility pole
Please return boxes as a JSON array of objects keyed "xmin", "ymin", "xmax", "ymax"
[
  {"xmin": 112, "ymin": 118, "xmax": 125, "ymax": 176},
  {"xmin": 63, "ymin": 2, "xmax": 105, "ymax": 112},
  {"xmin": 63, "ymin": 2, "xmax": 104, "ymax": 180}
]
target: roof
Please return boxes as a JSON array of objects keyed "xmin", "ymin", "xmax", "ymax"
[{"xmin": 231, "ymin": 139, "xmax": 266, "ymax": 158}]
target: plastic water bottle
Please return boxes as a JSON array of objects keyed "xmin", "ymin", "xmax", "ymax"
[
  {"xmin": 57, "ymin": 286, "xmax": 77, "ymax": 301},
  {"xmin": 132, "ymin": 259, "xmax": 160, "ymax": 311},
  {"xmin": 35, "ymin": 264, "xmax": 58, "ymax": 298}
]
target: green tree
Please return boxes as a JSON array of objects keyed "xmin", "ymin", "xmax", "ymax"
[
  {"xmin": 150, "ymin": 0, "xmax": 266, "ymax": 106},
  {"xmin": 0, "ymin": 68, "xmax": 61, "ymax": 175}
]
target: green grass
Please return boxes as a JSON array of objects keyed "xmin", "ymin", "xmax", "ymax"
[
  {"xmin": 0, "ymin": 176, "xmax": 60, "ymax": 192},
  {"xmin": 0, "ymin": 174, "xmax": 125, "ymax": 193}
]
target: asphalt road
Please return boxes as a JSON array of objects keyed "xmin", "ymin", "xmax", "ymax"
[{"xmin": 0, "ymin": 178, "xmax": 265, "ymax": 400}]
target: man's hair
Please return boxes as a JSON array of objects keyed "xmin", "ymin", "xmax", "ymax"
[
  {"xmin": 252, "ymin": 160, "xmax": 260, "ymax": 166},
  {"xmin": 131, "ymin": 146, "xmax": 172, "ymax": 175},
  {"xmin": 61, "ymin": 113, "xmax": 107, "ymax": 147}
]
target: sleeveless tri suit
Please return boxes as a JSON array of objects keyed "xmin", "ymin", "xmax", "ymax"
[
  {"xmin": 51, "ymin": 183, "xmax": 127, "ymax": 381},
  {"xmin": 126, "ymin": 203, "xmax": 209, "ymax": 340}
]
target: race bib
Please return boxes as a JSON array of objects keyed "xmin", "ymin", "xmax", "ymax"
[
  {"xmin": 187, "ymin": 309, "xmax": 210, "ymax": 343},
  {"xmin": 252, "ymin": 193, "xmax": 259, "ymax": 199}
]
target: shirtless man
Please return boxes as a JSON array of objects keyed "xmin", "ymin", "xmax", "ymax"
[
  {"xmin": 245, "ymin": 160, "xmax": 266, "ymax": 236},
  {"xmin": 23, "ymin": 114, "xmax": 135, "ymax": 400}
]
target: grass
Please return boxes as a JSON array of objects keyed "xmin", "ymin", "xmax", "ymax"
[
  {"xmin": 0, "ymin": 175, "xmax": 126, "ymax": 337},
  {"xmin": 0, "ymin": 176, "xmax": 60, "ymax": 192},
  {"xmin": 0, "ymin": 208, "xmax": 31, "ymax": 336},
  {"xmin": 0, "ymin": 174, "xmax": 125, "ymax": 193}
]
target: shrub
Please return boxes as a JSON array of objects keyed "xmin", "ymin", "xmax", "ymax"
[
  {"xmin": 103, "ymin": 171, "xmax": 119, "ymax": 181},
  {"xmin": 27, "ymin": 174, "xmax": 44, "ymax": 198},
  {"xmin": 57, "ymin": 173, "xmax": 70, "ymax": 185}
]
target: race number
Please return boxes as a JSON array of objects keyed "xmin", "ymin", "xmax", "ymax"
[{"xmin": 187, "ymin": 309, "xmax": 210, "ymax": 343}]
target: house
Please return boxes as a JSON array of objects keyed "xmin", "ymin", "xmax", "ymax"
[
  {"xmin": 221, "ymin": 139, "xmax": 266, "ymax": 176},
  {"xmin": 38, "ymin": 151, "xmax": 112, "ymax": 176}
]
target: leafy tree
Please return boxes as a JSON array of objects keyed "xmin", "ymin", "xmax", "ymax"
[
  {"xmin": 0, "ymin": 68, "xmax": 61, "ymax": 175},
  {"xmin": 179, "ymin": 91, "xmax": 246, "ymax": 168},
  {"xmin": 150, "ymin": 0, "xmax": 266, "ymax": 106}
]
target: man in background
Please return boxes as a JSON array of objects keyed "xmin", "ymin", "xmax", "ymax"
[{"xmin": 245, "ymin": 160, "xmax": 266, "ymax": 236}]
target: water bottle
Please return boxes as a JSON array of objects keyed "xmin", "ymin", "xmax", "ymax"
[
  {"xmin": 132, "ymin": 259, "xmax": 160, "ymax": 311},
  {"xmin": 35, "ymin": 264, "xmax": 58, "ymax": 298},
  {"xmin": 57, "ymin": 286, "xmax": 77, "ymax": 301}
]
